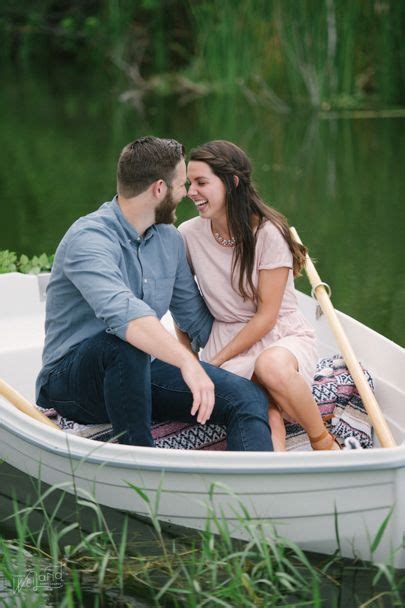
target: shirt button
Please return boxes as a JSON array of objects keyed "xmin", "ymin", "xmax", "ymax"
[
  {"xmin": 137, "ymin": 237, "xmax": 141, "ymax": 242},
  {"xmin": 144, "ymin": 279, "xmax": 148, "ymax": 283}
]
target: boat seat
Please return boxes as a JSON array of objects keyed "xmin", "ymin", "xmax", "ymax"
[{"xmin": 37, "ymin": 355, "xmax": 374, "ymax": 452}]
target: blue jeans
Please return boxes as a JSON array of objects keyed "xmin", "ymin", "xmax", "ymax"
[{"xmin": 37, "ymin": 332, "xmax": 273, "ymax": 451}]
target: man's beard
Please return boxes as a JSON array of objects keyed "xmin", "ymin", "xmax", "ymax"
[{"xmin": 155, "ymin": 190, "xmax": 177, "ymax": 224}]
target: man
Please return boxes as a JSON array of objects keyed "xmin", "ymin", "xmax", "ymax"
[{"xmin": 36, "ymin": 136, "xmax": 273, "ymax": 451}]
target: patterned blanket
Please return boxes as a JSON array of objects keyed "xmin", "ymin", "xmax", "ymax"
[{"xmin": 38, "ymin": 355, "xmax": 374, "ymax": 451}]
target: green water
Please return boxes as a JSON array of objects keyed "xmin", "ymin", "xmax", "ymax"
[{"xmin": 1, "ymin": 69, "xmax": 404, "ymax": 345}]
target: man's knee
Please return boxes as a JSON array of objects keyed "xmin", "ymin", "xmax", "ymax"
[
  {"xmin": 97, "ymin": 332, "xmax": 149, "ymax": 367},
  {"xmin": 203, "ymin": 364, "xmax": 268, "ymax": 416}
]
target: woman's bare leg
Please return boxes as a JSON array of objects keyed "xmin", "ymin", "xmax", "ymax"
[
  {"xmin": 252, "ymin": 372, "xmax": 286, "ymax": 452},
  {"xmin": 268, "ymin": 401, "xmax": 287, "ymax": 451},
  {"xmin": 254, "ymin": 347, "xmax": 339, "ymax": 451}
]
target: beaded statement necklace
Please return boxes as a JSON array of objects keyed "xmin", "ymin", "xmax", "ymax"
[{"xmin": 213, "ymin": 231, "xmax": 236, "ymax": 248}]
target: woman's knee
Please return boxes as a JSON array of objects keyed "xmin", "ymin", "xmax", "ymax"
[
  {"xmin": 254, "ymin": 351, "xmax": 296, "ymax": 392},
  {"xmin": 206, "ymin": 365, "xmax": 269, "ymax": 416}
]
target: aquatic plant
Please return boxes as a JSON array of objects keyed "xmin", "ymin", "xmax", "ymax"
[
  {"xmin": 0, "ymin": 477, "xmax": 404, "ymax": 606},
  {"xmin": 184, "ymin": 0, "xmax": 287, "ymax": 108},
  {"xmin": 0, "ymin": 0, "xmax": 403, "ymax": 110},
  {"xmin": 0, "ymin": 250, "xmax": 53, "ymax": 274}
]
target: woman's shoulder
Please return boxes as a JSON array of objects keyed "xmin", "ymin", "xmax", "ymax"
[
  {"xmin": 256, "ymin": 219, "xmax": 292, "ymax": 268},
  {"xmin": 257, "ymin": 219, "xmax": 285, "ymax": 243},
  {"xmin": 178, "ymin": 216, "xmax": 203, "ymax": 231},
  {"xmin": 178, "ymin": 216, "xmax": 207, "ymax": 237}
]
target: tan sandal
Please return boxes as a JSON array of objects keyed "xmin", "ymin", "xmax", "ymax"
[{"xmin": 309, "ymin": 428, "xmax": 340, "ymax": 451}]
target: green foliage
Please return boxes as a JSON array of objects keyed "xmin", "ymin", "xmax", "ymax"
[
  {"xmin": 188, "ymin": 0, "xmax": 273, "ymax": 90},
  {"xmin": 0, "ymin": 250, "xmax": 17, "ymax": 273},
  {"xmin": 0, "ymin": 250, "xmax": 53, "ymax": 274},
  {"xmin": 0, "ymin": 479, "xmax": 404, "ymax": 606},
  {"xmin": 0, "ymin": 0, "xmax": 403, "ymax": 108}
]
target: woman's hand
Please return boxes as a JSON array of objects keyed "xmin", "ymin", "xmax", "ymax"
[
  {"xmin": 174, "ymin": 324, "xmax": 199, "ymax": 358},
  {"xmin": 205, "ymin": 267, "xmax": 289, "ymax": 367},
  {"xmin": 209, "ymin": 355, "xmax": 223, "ymax": 368}
]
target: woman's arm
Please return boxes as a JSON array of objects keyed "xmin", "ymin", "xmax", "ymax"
[
  {"xmin": 174, "ymin": 325, "xmax": 200, "ymax": 359},
  {"xmin": 209, "ymin": 267, "xmax": 289, "ymax": 367}
]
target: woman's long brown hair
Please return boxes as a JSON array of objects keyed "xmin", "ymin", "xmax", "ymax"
[{"xmin": 189, "ymin": 140, "xmax": 307, "ymax": 301}]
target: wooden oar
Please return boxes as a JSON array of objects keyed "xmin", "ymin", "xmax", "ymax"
[
  {"xmin": 0, "ymin": 378, "xmax": 61, "ymax": 430},
  {"xmin": 291, "ymin": 227, "xmax": 396, "ymax": 448}
]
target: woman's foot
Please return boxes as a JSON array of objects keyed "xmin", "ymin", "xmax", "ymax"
[{"xmin": 309, "ymin": 428, "xmax": 340, "ymax": 451}]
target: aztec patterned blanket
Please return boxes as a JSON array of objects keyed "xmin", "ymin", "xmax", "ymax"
[{"xmin": 38, "ymin": 355, "xmax": 374, "ymax": 451}]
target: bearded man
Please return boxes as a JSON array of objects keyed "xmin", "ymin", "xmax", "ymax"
[{"xmin": 36, "ymin": 136, "xmax": 273, "ymax": 450}]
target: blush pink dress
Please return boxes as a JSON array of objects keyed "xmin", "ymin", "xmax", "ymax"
[{"xmin": 178, "ymin": 217, "xmax": 318, "ymax": 387}]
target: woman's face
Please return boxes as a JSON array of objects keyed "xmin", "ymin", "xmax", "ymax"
[{"xmin": 187, "ymin": 161, "xmax": 227, "ymax": 222}]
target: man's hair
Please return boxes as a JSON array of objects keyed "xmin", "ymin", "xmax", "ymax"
[{"xmin": 117, "ymin": 136, "xmax": 185, "ymax": 197}]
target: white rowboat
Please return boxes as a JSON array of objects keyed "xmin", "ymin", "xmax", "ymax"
[{"xmin": 0, "ymin": 272, "xmax": 404, "ymax": 566}]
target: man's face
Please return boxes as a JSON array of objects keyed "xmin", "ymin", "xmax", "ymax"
[{"xmin": 155, "ymin": 159, "xmax": 187, "ymax": 224}]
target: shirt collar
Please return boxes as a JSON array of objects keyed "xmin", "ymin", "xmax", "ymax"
[{"xmin": 112, "ymin": 196, "xmax": 156, "ymax": 244}]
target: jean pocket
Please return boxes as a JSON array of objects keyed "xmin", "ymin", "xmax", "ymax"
[{"xmin": 47, "ymin": 367, "xmax": 73, "ymax": 401}]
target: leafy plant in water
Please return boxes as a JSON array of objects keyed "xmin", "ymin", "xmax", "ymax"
[
  {"xmin": 0, "ymin": 250, "xmax": 17, "ymax": 273},
  {"xmin": 17, "ymin": 252, "xmax": 53, "ymax": 274},
  {"xmin": 0, "ymin": 250, "xmax": 54, "ymax": 274},
  {"xmin": 1, "ymin": 477, "xmax": 404, "ymax": 606}
]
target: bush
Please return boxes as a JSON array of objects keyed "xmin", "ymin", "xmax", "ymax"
[{"xmin": 0, "ymin": 250, "xmax": 53, "ymax": 274}]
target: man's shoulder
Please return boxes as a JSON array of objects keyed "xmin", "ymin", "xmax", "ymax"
[
  {"xmin": 52, "ymin": 203, "xmax": 120, "ymax": 266},
  {"xmin": 155, "ymin": 223, "xmax": 178, "ymax": 236},
  {"xmin": 66, "ymin": 202, "xmax": 120, "ymax": 244},
  {"xmin": 154, "ymin": 223, "xmax": 182, "ymax": 243}
]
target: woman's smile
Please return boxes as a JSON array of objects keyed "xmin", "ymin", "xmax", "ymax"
[
  {"xmin": 194, "ymin": 199, "xmax": 208, "ymax": 212},
  {"xmin": 187, "ymin": 160, "xmax": 227, "ymax": 221}
]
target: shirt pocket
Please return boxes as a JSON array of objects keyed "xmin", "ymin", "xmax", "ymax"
[{"xmin": 145, "ymin": 276, "xmax": 175, "ymax": 317}]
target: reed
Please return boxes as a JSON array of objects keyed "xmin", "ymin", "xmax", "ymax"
[
  {"xmin": 275, "ymin": 0, "xmax": 368, "ymax": 109},
  {"xmin": 186, "ymin": 0, "xmax": 274, "ymax": 95},
  {"xmin": 171, "ymin": 0, "xmax": 405, "ymax": 110},
  {"xmin": 0, "ymin": 480, "xmax": 404, "ymax": 606},
  {"xmin": 1, "ymin": 1, "xmax": 403, "ymax": 109}
]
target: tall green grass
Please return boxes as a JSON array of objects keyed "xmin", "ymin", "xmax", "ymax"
[
  {"xmin": 275, "ymin": 0, "xmax": 361, "ymax": 108},
  {"xmin": 1, "ymin": 0, "xmax": 403, "ymax": 110},
  {"xmin": 1, "ymin": 481, "xmax": 404, "ymax": 607},
  {"xmin": 302, "ymin": 0, "xmax": 404, "ymax": 108},
  {"xmin": 187, "ymin": 0, "xmax": 405, "ymax": 109},
  {"xmin": 185, "ymin": 0, "xmax": 287, "ymax": 108}
]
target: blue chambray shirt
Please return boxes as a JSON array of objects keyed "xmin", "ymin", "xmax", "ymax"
[{"xmin": 36, "ymin": 197, "xmax": 213, "ymax": 398}]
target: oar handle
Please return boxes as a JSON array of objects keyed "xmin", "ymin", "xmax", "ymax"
[
  {"xmin": 291, "ymin": 227, "xmax": 396, "ymax": 448},
  {"xmin": 0, "ymin": 378, "xmax": 61, "ymax": 431}
]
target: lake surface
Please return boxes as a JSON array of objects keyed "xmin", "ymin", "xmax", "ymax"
[{"xmin": 1, "ymin": 68, "xmax": 404, "ymax": 345}]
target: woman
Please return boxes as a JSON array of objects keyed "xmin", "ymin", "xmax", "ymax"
[{"xmin": 177, "ymin": 140, "xmax": 339, "ymax": 451}]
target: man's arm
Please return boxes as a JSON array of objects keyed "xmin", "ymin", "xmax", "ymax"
[
  {"xmin": 65, "ymin": 228, "xmax": 215, "ymax": 424},
  {"xmin": 126, "ymin": 316, "xmax": 214, "ymax": 424},
  {"xmin": 169, "ymin": 232, "xmax": 213, "ymax": 351}
]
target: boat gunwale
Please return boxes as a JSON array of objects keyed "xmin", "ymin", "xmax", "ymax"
[
  {"xmin": 1, "ymin": 402, "xmax": 405, "ymax": 476},
  {"xmin": 1, "ymin": 273, "xmax": 404, "ymax": 475}
]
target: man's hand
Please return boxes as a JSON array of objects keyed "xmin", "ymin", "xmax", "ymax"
[{"xmin": 180, "ymin": 358, "xmax": 215, "ymax": 424}]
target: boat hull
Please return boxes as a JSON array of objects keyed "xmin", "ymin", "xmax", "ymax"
[
  {"xmin": 1, "ymin": 400, "xmax": 404, "ymax": 567},
  {"xmin": 0, "ymin": 273, "xmax": 404, "ymax": 567}
]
